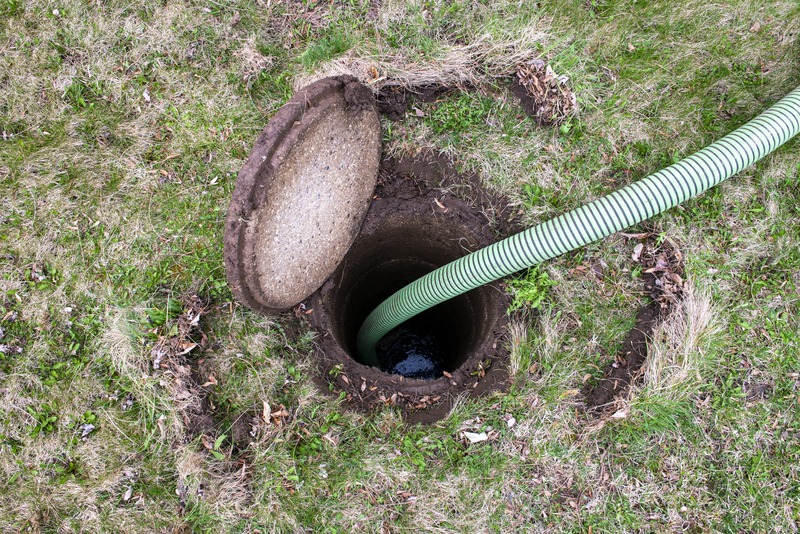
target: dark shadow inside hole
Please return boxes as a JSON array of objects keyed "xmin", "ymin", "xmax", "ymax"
[{"xmin": 327, "ymin": 218, "xmax": 494, "ymax": 379}]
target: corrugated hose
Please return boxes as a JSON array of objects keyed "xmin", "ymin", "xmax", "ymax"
[{"xmin": 357, "ymin": 86, "xmax": 800, "ymax": 365}]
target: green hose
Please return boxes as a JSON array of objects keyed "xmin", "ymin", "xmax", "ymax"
[{"xmin": 357, "ymin": 86, "xmax": 800, "ymax": 366}]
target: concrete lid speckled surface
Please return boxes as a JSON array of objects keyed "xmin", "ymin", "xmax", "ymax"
[{"xmin": 224, "ymin": 76, "xmax": 382, "ymax": 314}]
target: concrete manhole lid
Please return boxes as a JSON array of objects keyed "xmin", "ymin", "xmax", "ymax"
[{"xmin": 224, "ymin": 76, "xmax": 382, "ymax": 313}]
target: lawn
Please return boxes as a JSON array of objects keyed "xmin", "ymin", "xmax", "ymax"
[{"xmin": 1, "ymin": 0, "xmax": 799, "ymax": 532}]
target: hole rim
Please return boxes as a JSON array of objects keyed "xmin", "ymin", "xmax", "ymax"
[{"xmin": 309, "ymin": 192, "xmax": 511, "ymax": 399}]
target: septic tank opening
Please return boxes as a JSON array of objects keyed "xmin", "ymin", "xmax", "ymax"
[
  {"xmin": 309, "ymin": 157, "xmax": 512, "ymax": 420},
  {"xmin": 326, "ymin": 217, "xmax": 494, "ymax": 380}
]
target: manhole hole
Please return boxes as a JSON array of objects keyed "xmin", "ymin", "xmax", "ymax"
[{"xmin": 310, "ymin": 167, "xmax": 510, "ymax": 419}]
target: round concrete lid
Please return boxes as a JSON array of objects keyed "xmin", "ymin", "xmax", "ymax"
[{"xmin": 224, "ymin": 76, "xmax": 382, "ymax": 314}]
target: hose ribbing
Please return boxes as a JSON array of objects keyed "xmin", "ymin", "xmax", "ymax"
[{"xmin": 357, "ymin": 86, "xmax": 800, "ymax": 365}]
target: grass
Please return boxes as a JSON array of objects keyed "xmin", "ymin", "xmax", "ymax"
[{"xmin": 1, "ymin": 0, "xmax": 799, "ymax": 531}]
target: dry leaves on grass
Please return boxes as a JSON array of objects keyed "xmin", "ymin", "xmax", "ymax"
[
  {"xmin": 261, "ymin": 400, "xmax": 291, "ymax": 426},
  {"xmin": 643, "ymin": 248, "xmax": 685, "ymax": 308},
  {"xmin": 514, "ymin": 59, "xmax": 577, "ymax": 126},
  {"xmin": 459, "ymin": 417, "xmax": 500, "ymax": 445},
  {"xmin": 151, "ymin": 295, "xmax": 209, "ymax": 370},
  {"xmin": 147, "ymin": 295, "xmax": 217, "ymax": 438}
]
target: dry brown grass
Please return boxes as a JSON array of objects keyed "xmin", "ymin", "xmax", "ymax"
[
  {"xmin": 640, "ymin": 284, "xmax": 719, "ymax": 398},
  {"xmin": 296, "ymin": 22, "xmax": 550, "ymax": 91}
]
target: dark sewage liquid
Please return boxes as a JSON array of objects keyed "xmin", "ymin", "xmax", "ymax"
[{"xmin": 375, "ymin": 319, "xmax": 447, "ymax": 380}]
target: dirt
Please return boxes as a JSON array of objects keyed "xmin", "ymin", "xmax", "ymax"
[
  {"xmin": 378, "ymin": 150, "xmax": 525, "ymax": 236},
  {"xmin": 376, "ymin": 84, "xmax": 458, "ymax": 121},
  {"xmin": 229, "ymin": 411, "xmax": 260, "ymax": 453},
  {"xmin": 342, "ymin": 75, "xmax": 378, "ymax": 112},
  {"xmin": 581, "ymin": 282, "xmax": 663, "ymax": 414},
  {"xmin": 582, "ymin": 240, "xmax": 686, "ymax": 415},
  {"xmin": 307, "ymin": 153, "xmax": 514, "ymax": 424},
  {"xmin": 375, "ymin": 86, "xmax": 408, "ymax": 121}
]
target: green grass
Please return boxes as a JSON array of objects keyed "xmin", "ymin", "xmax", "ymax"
[{"xmin": 1, "ymin": 0, "xmax": 800, "ymax": 531}]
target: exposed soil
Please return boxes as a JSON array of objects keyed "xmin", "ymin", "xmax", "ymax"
[
  {"xmin": 229, "ymin": 411, "xmax": 261, "ymax": 453},
  {"xmin": 375, "ymin": 86, "xmax": 408, "ymax": 121},
  {"xmin": 307, "ymin": 153, "xmax": 514, "ymax": 424},
  {"xmin": 379, "ymin": 151, "xmax": 525, "ymax": 236},
  {"xmin": 376, "ymin": 84, "xmax": 458, "ymax": 121},
  {"xmin": 582, "ymin": 240, "xmax": 686, "ymax": 415}
]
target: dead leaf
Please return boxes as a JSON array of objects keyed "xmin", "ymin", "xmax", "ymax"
[
  {"xmin": 516, "ymin": 60, "xmax": 576, "ymax": 125},
  {"xmin": 143, "ymin": 88, "xmax": 151, "ymax": 103},
  {"xmin": 201, "ymin": 434, "xmax": 214, "ymax": 449},
  {"xmin": 262, "ymin": 400, "xmax": 271, "ymax": 422},
  {"xmin": 631, "ymin": 243, "xmax": 644, "ymax": 262},
  {"xmin": 611, "ymin": 409, "xmax": 628, "ymax": 419},
  {"xmin": 176, "ymin": 342, "xmax": 197, "ymax": 356},
  {"xmin": 463, "ymin": 431, "xmax": 488, "ymax": 444},
  {"xmin": 749, "ymin": 21, "xmax": 761, "ymax": 32},
  {"xmin": 397, "ymin": 491, "xmax": 418, "ymax": 504},
  {"xmin": 627, "ymin": 42, "xmax": 636, "ymax": 52},
  {"xmin": 620, "ymin": 232, "xmax": 651, "ymax": 239},
  {"xmin": 271, "ymin": 405, "xmax": 289, "ymax": 422},
  {"xmin": 202, "ymin": 373, "xmax": 218, "ymax": 387}
]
